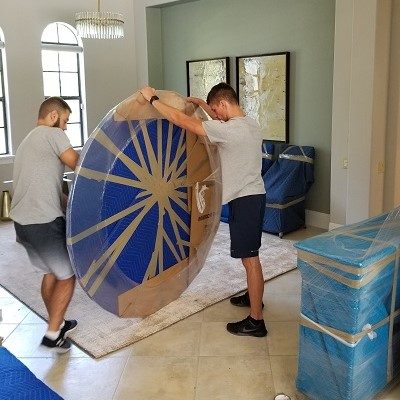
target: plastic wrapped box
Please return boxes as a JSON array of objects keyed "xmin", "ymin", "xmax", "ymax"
[{"xmin": 295, "ymin": 209, "xmax": 400, "ymax": 400}]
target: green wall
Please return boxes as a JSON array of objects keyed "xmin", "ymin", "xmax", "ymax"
[
  {"xmin": 148, "ymin": 0, "xmax": 335, "ymax": 214},
  {"xmin": 146, "ymin": 7, "xmax": 164, "ymax": 89}
]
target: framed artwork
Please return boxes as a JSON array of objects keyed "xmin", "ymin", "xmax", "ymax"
[
  {"xmin": 186, "ymin": 57, "xmax": 230, "ymax": 100},
  {"xmin": 236, "ymin": 52, "xmax": 290, "ymax": 142}
]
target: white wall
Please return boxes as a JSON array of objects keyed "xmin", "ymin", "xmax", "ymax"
[
  {"xmin": 385, "ymin": 0, "xmax": 400, "ymax": 210},
  {"xmin": 370, "ymin": 0, "xmax": 392, "ymax": 216},
  {"xmin": 0, "ymin": 0, "xmax": 137, "ymax": 191},
  {"xmin": 330, "ymin": 0, "xmax": 398, "ymax": 226}
]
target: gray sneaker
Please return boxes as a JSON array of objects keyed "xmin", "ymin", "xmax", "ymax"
[{"xmin": 226, "ymin": 315, "xmax": 268, "ymax": 337}]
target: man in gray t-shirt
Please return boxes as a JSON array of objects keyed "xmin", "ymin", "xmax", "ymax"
[
  {"xmin": 11, "ymin": 97, "xmax": 80, "ymax": 352},
  {"xmin": 141, "ymin": 83, "xmax": 267, "ymax": 337}
]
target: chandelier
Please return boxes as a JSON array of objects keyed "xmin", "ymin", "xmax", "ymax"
[{"xmin": 75, "ymin": 0, "xmax": 124, "ymax": 39}]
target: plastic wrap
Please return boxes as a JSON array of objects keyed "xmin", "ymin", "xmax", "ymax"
[
  {"xmin": 295, "ymin": 207, "xmax": 400, "ymax": 400},
  {"xmin": 66, "ymin": 90, "xmax": 222, "ymax": 317}
]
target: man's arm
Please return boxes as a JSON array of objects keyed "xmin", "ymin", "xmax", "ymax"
[
  {"xmin": 60, "ymin": 148, "xmax": 79, "ymax": 170},
  {"xmin": 187, "ymin": 97, "xmax": 218, "ymax": 120},
  {"xmin": 140, "ymin": 87, "xmax": 207, "ymax": 136}
]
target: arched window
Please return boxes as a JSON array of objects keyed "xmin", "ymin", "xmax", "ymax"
[
  {"xmin": 41, "ymin": 22, "xmax": 87, "ymax": 147},
  {"xmin": 0, "ymin": 27, "xmax": 10, "ymax": 155}
]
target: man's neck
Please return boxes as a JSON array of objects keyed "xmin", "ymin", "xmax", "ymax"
[
  {"xmin": 228, "ymin": 105, "xmax": 245, "ymax": 119},
  {"xmin": 37, "ymin": 119, "xmax": 53, "ymax": 127}
]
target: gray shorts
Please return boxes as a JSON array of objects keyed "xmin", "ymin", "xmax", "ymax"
[{"xmin": 14, "ymin": 217, "xmax": 75, "ymax": 280}]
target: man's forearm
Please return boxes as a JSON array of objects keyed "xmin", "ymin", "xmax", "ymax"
[
  {"xmin": 140, "ymin": 87, "xmax": 206, "ymax": 136},
  {"xmin": 188, "ymin": 97, "xmax": 217, "ymax": 120},
  {"xmin": 152, "ymin": 100, "xmax": 187, "ymax": 127}
]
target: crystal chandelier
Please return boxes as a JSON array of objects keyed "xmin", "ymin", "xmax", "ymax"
[{"xmin": 75, "ymin": 0, "xmax": 124, "ymax": 39}]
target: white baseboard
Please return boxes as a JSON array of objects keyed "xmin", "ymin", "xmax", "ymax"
[
  {"xmin": 305, "ymin": 209, "xmax": 330, "ymax": 230},
  {"xmin": 329, "ymin": 222, "xmax": 343, "ymax": 230}
]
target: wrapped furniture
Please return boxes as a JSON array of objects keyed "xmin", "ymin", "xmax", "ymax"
[
  {"xmin": 67, "ymin": 91, "xmax": 222, "ymax": 317},
  {"xmin": 0, "ymin": 347, "xmax": 63, "ymax": 399},
  {"xmin": 296, "ymin": 209, "xmax": 400, "ymax": 400},
  {"xmin": 261, "ymin": 141, "xmax": 275, "ymax": 176},
  {"xmin": 262, "ymin": 145, "xmax": 314, "ymax": 237}
]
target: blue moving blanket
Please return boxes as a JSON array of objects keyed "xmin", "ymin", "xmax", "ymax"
[{"xmin": 0, "ymin": 347, "xmax": 63, "ymax": 399}]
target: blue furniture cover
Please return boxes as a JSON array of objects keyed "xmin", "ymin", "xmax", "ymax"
[
  {"xmin": 0, "ymin": 347, "xmax": 63, "ymax": 400},
  {"xmin": 67, "ymin": 91, "xmax": 221, "ymax": 317},
  {"xmin": 220, "ymin": 203, "xmax": 229, "ymax": 224},
  {"xmin": 295, "ymin": 209, "xmax": 400, "ymax": 400},
  {"xmin": 262, "ymin": 145, "xmax": 314, "ymax": 236}
]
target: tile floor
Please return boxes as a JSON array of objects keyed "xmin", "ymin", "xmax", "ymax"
[{"xmin": 1, "ymin": 226, "xmax": 399, "ymax": 400}]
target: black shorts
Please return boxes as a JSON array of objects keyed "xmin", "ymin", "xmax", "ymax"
[
  {"xmin": 228, "ymin": 194, "xmax": 266, "ymax": 259},
  {"xmin": 14, "ymin": 217, "xmax": 74, "ymax": 280}
]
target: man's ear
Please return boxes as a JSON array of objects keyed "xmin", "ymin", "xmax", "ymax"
[{"xmin": 49, "ymin": 110, "xmax": 58, "ymax": 123}]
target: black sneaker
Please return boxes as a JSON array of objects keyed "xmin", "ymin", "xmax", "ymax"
[
  {"xmin": 41, "ymin": 335, "xmax": 71, "ymax": 353},
  {"xmin": 226, "ymin": 315, "xmax": 268, "ymax": 337},
  {"xmin": 60, "ymin": 319, "xmax": 77, "ymax": 339},
  {"xmin": 230, "ymin": 291, "xmax": 264, "ymax": 309}
]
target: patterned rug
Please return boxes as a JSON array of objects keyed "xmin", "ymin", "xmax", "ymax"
[{"xmin": 0, "ymin": 221, "xmax": 297, "ymax": 358}]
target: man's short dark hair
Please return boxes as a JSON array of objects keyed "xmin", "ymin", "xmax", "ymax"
[
  {"xmin": 206, "ymin": 83, "xmax": 239, "ymax": 105},
  {"xmin": 38, "ymin": 97, "xmax": 72, "ymax": 119}
]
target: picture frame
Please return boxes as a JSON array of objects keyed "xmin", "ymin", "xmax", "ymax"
[
  {"xmin": 236, "ymin": 52, "xmax": 290, "ymax": 142},
  {"xmin": 186, "ymin": 57, "xmax": 230, "ymax": 100}
]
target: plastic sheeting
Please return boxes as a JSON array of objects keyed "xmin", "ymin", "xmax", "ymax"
[
  {"xmin": 295, "ymin": 208, "xmax": 400, "ymax": 400},
  {"xmin": 66, "ymin": 91, "xmax": 222, "ymax": 317}
]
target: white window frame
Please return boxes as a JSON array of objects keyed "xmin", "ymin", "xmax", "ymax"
[
  {"xmin": 41, "ymin": 22, "xmax": 88, "ymax": 148},
  {"xmin": 0, "ymin": 31, "xmax": 11, "ymax": 157}
]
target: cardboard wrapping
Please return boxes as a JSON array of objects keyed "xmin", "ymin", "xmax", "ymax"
[{"xmin": 66, "ymin": 90, "xmax": 222, "ymax": 317}]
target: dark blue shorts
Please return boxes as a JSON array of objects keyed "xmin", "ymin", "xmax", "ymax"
[
  {"xmin": 228, "ymin": 194, "xmax": 266, "ymax": 259},
  {"xmin": 14, "ymin": 217, "xmax": 74, "ymax": 280}
]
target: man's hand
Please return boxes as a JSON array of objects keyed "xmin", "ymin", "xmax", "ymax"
[
  {"xmin": 140, "ymin": 87, "xmax": 156, "ymax": 102},
  {"xmin": 61, "ymin": 193, "xmax": 68, "ymax": 214},
  {"xmin": 187, "ymin": 97, "xmax": 206, "ymax": 107}
]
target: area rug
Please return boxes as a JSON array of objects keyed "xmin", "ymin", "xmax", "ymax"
[{"xmin": 0, "ymin": 221, "xmax": 297, "ymax": 358}]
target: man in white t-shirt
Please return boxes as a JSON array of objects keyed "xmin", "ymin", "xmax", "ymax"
[
  {"xmin": 11, "ymin": 97, "xmax": 80, "ymax": 352},
  {"xmin": 141, "ymin": 83, "xmax": 267, "ymax": 337}
]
